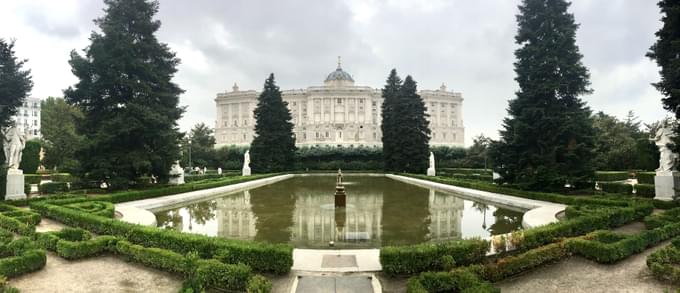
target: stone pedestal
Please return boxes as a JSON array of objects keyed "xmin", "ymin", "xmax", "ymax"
[
  {"xmin": 427, "ymin": 167, "xmax": 436, "ymax": 177},
  {"xmin": 242, "ymin": 166, "xmax": 251, "ymax": 176},
  {"xmin": 5, "ymin": 169, "xmax": 26, "ymax": 201},
  {"xmin": 654, "ymin": 171, "xmax": 680, "ymax": 201}
]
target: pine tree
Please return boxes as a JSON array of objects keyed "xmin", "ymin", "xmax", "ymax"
[
  {"xmin": 250, "ymin": 73, "xmax": 296, "ymax": 172},
  {"xmin": 381, "ymin": 69, "xmax": 403, "ymax": 171},
  {"xmin": 395, "ymin": 75, "xmax": 431, "ymax": 173},
  {"xmin": 64, "ymin": 0, "xmax": 184, "ymax": 188},
  {"xmin": 648, "ymin": 0, "xmax": 680, "ymax": 150},
  {"xmin": 490, "ymin": 0, "xmax": 595, "ymax": 190},
  {"xmin": 0, "ymin": 39, "xmax": 33, "ymax": 131}
]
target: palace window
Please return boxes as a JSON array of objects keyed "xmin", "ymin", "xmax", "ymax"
[
  {"xmin": 325, "ymin": 131, "xmax": 329, "ymax": 138},
  {"xmin": 337, "ymin": 98, "xmax": 342, "ymax": 104}
]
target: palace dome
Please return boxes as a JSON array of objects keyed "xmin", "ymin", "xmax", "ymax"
[{"xmin": 324, "ymin": 57, "xmax": 354, "ymax": 85}]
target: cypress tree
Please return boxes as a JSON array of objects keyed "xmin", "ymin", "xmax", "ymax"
[
  {"xmin": 381, "ymin": 69, "xmax": 403, "ymax": 171},
  {"xmin": 648, "ymin": 0, "xmax": 680, "ymax": 149},
  {"xmin": 250, "ymin": 73, "xmax": 296, "ymax": 172},
  {"xmin": 490, "ymin": 0, "xmax": 595, "ymax": 190},
  {"xmin": 64, "ymin": 0, "xmax": 184, "ymax": 188},
  {"xmin": 395, "ymin": 76, "xmax": 431, "ymax": 173}
]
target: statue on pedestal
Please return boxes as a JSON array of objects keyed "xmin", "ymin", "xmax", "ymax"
[
  {"xmin": 242, "ymin": 150, "xmax": 251, "ymax": 176},
  {"xmin": 3, "ymin": 126, "xmax": 25, "ymax": 170},
  {"xmin": 427, "ymin": 152, "xmax": 436, "ymax": 176},
  {"xmin": 3, "ymin": 126, "xmax": 27, "ymax": 200},
  {"xmin": 653, "ymin": 120, "xmax": 678, "ymax": 174}
]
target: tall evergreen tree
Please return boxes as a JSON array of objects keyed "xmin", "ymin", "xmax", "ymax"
[
  {"xmin": 381, "ymin": 69, "xmax": 403, "ymax": 171},
  {"xmin": 64, "ymin": 0, "xmax": 184, "ymax": 188},
  {"xmin": 490, "ymin": 0, "xmax": 595, "ymax": 190},
  {"xmin": 250, "ymin": 74, "xmax": 296, "ymax": 172},
  {"xmin": 41, "ymin": 97, "xmax": 84, "ymax": 172},
  {"xmin": 394, "ymin": 75, "xmax": 431, "ymax": 173},
  {"xmin": 648, "ymin": 0, "xmax": 680, "ymax": 150},
  {"xmin": 182, "ymin": 123, "xmax": 216, "ymax": 168},
  {"xmin": 0, "ymin": 39, "xmax": 33, "ymax": 131}
]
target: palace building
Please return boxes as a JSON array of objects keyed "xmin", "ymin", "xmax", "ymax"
[{"xmin": 214, "ymin": 59, "xmax": 464, "ymax": 148}]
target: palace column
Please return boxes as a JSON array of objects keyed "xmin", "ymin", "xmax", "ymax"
[{"xmin": 331, "ymin": 97, "xmax": 335, "ymax": 123}]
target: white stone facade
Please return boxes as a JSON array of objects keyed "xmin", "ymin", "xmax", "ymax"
[
  {"xmin": 10, "ymin": 97, "xmax": 41, "ymax": 140},
  {"xmin": 214, "ymin": 62, "xmax": 464, "ymax": 148}
]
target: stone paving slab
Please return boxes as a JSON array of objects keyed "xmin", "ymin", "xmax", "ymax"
[
  {"xmin": 293, "ymin": 249, "xmax": 381, "ymax": 272},
  {"xmin": 293, "ymin": 275, "xmax": 378, "ymax": 293}
]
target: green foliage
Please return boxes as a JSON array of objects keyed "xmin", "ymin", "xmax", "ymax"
[
  {"xmin": 429, "ymin": 146, "xmax": 467, "ymax": 168},
  {"xmin": 599, "ymin": 182, "xmax": 633, "ymax": 195},
  {"xmin": 0, "ymin": 213, "xmax": 35, "ymax": 236},
  {"xmin": 64, "ymin": 201, "xmax": 115, "ymax": 218},
  {"xmin": 592, "ymin": 112, "xmax": 659, "ymax": 171},
  {"xmin": 64, "ymin": 0, "xmax": 184, "ymax": 187},
  {"xmin": 380, "ymin": 238, "xmax": 489, "ymax": 275},
  {"xmin": 41, "ymin": 97, "xmax": 84, "ymax": 172},
  {"xmin": 406, "ymin": 268, "xmax": 499, "ymax": 293},
  {"xmin": 246, "ymin": 275, "xmax": 272, "ymax": 293},
  {"xmin": 50, "ymin": 173, "xmax": 75, "ymax": 183},
  {"xmin": 23, "ymin": 174, "xmax": 41, "ymax": 185},
  {"xmin": 56, "ymin": 236, "xmax": 117, "ymax": 260},
  {"xmin": 594, "ymin": 171, "xmax": 630, "ymax": 182},
  {"xmin": 250, "ymin": 74, "xmax": 296, "ymax": 172},
  {"xmin": 182, "ymin": 123, "xmax": 217, "ymax": 168},
  {"xmin": 648, "ymin": 0, "xmax": 680, "ymax": 126},
  {"xmin": 293, "ymin": 145, "xmax": 383, "ymax": 170},
  {"xmin": 490, "ymin": 0, "xmax": 595, "ymax": 190},
  {"xmin": 647, "ymin": 237, "xmax": 680, "ymax": 284},
  {"xmin": 568, "ymin": 222, "xmax": 680, "ymax": 263},
  {"xmin": 645, "ymin": 207, "xmax": 680, "ymax": 230},
  {"xmin": 0, "ymin": 39, "xmax": 33, "ymax": 130},
  {"xmin": 0, "ymin": 236, "xmax": 46, "ymax": 278},
  {"xmin": 194, "ymin": 259, "xmax": 251, "ymax": 291},
  {"xmin": 637, "ymin": 172, "xmax": 656, "ymax": 185},
  {"xmin": 635, "ymin": 184, "xmax": 655, "ymax": 198},
  {"xmin": 457, "ymin": 135, "xmax": 492, "ymax": 169},
  {"xmin": 482, "ymin": 242, "xmax": 567, "ymax": 282},
  {"xmin": 38, "ymin": 182, "xmax": 69, "ymax": 194},
  {"xmin": 18, "ymin": 140, "xmax": 40, "ymax": 174},
  {"xmin": 32, "ymin": 198, "xmax": 292, "ymax": 274},
  {"xmin": 382, "ymin": 71, "xmax": 430, "ymax": 173}
]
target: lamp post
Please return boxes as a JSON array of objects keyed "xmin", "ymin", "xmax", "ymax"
[{"xmin": 188, "ymin": 139, "xmax": 192, "ymax": 171}]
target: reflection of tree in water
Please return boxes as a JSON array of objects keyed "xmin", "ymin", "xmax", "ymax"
[
  {"xmin": 156, "ymin": 210, "xmax": 183, "ymax": 231},
  {"xmin": 487, "ymin": 208, "xmax": 523, "ymax": 235},
  {"xmin": 472, "ymin": 202, "xmax": 489, "ymax": 230},
  {"xmin": 187, "ymin": 200, "xmax": 217, "ymax": 225}
]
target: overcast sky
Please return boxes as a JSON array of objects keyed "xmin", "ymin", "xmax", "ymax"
[{"xmin": 0, "ymin": 0, "xmax": 668, "ymax": 146}]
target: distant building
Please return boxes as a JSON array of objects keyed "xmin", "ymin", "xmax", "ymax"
[
  {"xmin": 214, "ymin": 58, "xmax": 464, "ymax": 148},
  {"xmin": 10, "ymin": 97, "xmax": 41, "ymax": 140}
]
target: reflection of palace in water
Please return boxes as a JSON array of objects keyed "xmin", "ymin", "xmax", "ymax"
[
  {"xmin": 209, "ymin": 185, "xmax": 465, "ymax": 246},
  {"xmin": 215, "ymin": 191, "xmax": 257, "ymax": 240},
  {"xmin": 291, "ymin": 192, "xmax": 383, "ymax": 247},
  {"xmin": 428, "ymin": 190, "xmax": 464, "ymax": 241}
]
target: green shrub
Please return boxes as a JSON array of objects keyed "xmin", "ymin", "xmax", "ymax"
[
  {"xmin": 19, "ymin": 140, "xmax": 40, "ymax": 174},
  {"xmin": 56, "ymin": 236, "xmax": 117, "ymax": 260},
  {"xmin": 195, "ymin": 259, "xmax": 251, "ymax": 291},
  {"xmin": 380, "ymin": 238, "xmax": 489, "ymax": 275},
  {"xmin": 644, "ymin": 207, "xmax": 680, "ymax": 229},
  {"xmin": 637, "ymin": 172, "xmax": 655, "ymax": 185},
  {"xmin": 482, "ymin": 242, "xmax": 567, "ymax": 282},
  {"xmin": 39, "ymin": 182, "xmax": 69, "ymax": 194},
  {"xmin": 50, "ymin": 173, "xmax": 75, "ymax": 183},
  {"xmin": 406, "ymin": 268, "xmax": 499, "ymax": 293},
  {"xmin": 247, "ymin": 275, "xmax": 272, "ymax": 293},
  {"xmin": 36, "ymin": 227, "xmax": 92, "ymax": 251},
  {"xmin": 635, "ymin": 184, "xmax": 655, "ymax": 198},
  {"xmin": 64, "ymin": 201, "xmax": 115, "ymax": 218},
  {"xmin": 0, "ymin": 214, "xmax": 35, "ymax": 236},
  {"xmin": 24, "ymin": 174, "xmax": 41, "ymax": 185},
  {"xmin": 594, "ymin": 171, "xmax": 630, "ymax": 182},
  {"xmin": 116, "ymin": 240, "xmax": 188, "ymax": 274},
  {"xmin": 647, "ymin": 239, "xmax": 680, "ymax": 284},
  {"xmin": 439, "ymin": 168, "xmax": 493, "ymax": 176},
  {"xmin": 0, "ymin": 249, "xmax": 46, "ymax": 278},
  {"xmin": 599, "ymin": 182, "xmax": 633, "ymax": 194}
]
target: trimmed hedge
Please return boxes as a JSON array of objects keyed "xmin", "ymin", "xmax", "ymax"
[
  {"xmin": 57, "ymin": 236, "xmax": 117, "ymax": 260},
  {"xmin": 380, "ymin": 238, "xmax": 489, "ymax": 275},
  {"xmin": 599, "ymin": 182, "xmax": 633, "ymax": 194},
  {"xmin": 482, "ymin": 242, "xmax": 567, "ymax": 282},
  {"xmin": 0, "ymin": 237, "xmax": 46, "ymax": 278},
  {"xmin": 644, "ymin": 207, "xmax": 680, "ymax": 230},
  {"xmin": 647, "ymin": 238, "xmax": 680, "ymax": 284},
  {"xmin": 567, "ymin": 222, "xmax": 680, "ymax": 264},
  {"xmin": 247, "ymin": 275, "xmax": 273, "ymax": 293},
  {"xmin": 0, "ymin": 214, "xmax": 35, "ymax": 236},
  {"xmin": 595, "ymin": 171, "xmax": 630, "ymax": 182},
  {"xmin": 637, "ymin": 172, "xmax": 655, "ymax": 185},
  {"xmin": 439, "ymin": 168, "xmax": 492, "ymax": 176},
  {"xmin": 635, "ymin": 184, "xmax": 655, "ymax": 198},
  {"xmin": 116, "ymin": 240, "xmax": 252, "ymax": 291},
  {"xmin": 406, "ymin": 268, "xmax": 499, "ymax": 293},
  {"xmin": 24, "ymin": 174, "xmax": 41, "ymax": 185},
  {"xmin": 64, "ymin": 201, "xmax": 115, "ymax": 218},
  {"xmin": 39, "ymin": 182, "xmax": 69, "ymax": 194},
  {"xmin": 50, "ymin": 173, "xmax": 75, "ymax": 183},
  {"xmin": 32, "ymin": 201, "xmax": 293, "ymax": 274}
]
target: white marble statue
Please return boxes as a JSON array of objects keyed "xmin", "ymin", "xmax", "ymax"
[
  {"xmin": 3, "ymin": 126, "xmax": 26, "ymax": 170},
  {"xmin": 427, "ymin": 152, "xmax": 436, "ymax": 176},
  {"xmin": 242, "ymin": 150, "xmax": 251, "ymax": 176},
  {"xmin": 168, "ymin": 161, "xmax": 185, "ymax": 185},
  {"xmin": 217, "ymin": 167, "xmax": 222, "ymax": 175},
  {"xmin": 653, "ymin": 121, "xmax": 679, "ymax": 173},
  {"xmin": 203, "ymin": 167, "xmax": 207, "ymax": 174}
]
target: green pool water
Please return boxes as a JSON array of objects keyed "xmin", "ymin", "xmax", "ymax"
[{"xmin": 154, "ymin": 176, "xmax": 523, "ymax": 249}]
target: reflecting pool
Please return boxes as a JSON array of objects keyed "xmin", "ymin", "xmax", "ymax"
[{"xmin": 154, "ymin": 176, "xmax": 523, "ymax": 249}]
